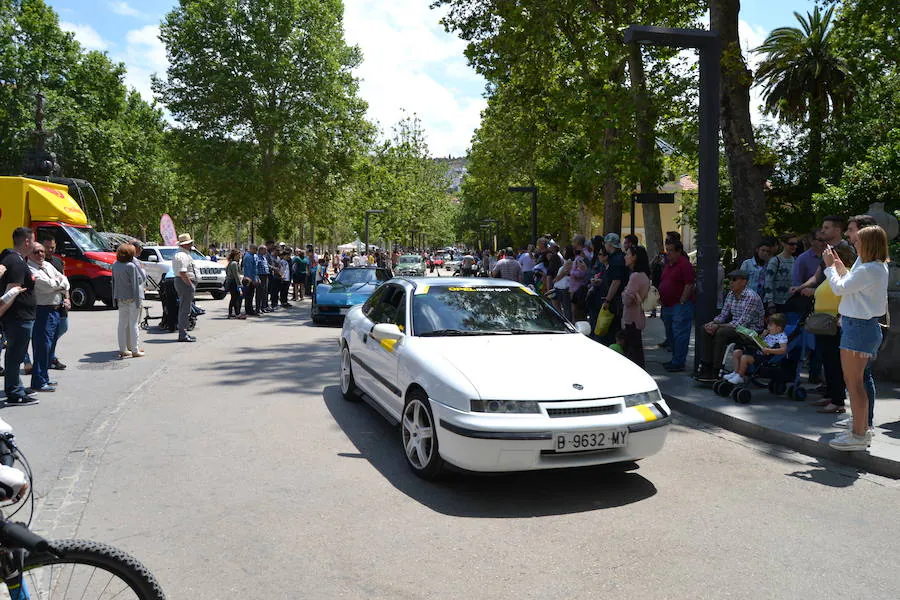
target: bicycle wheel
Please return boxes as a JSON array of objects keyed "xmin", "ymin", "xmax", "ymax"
[{"xmin": 19, "ymin": 539, "xmax": 165, "ymax": 600}]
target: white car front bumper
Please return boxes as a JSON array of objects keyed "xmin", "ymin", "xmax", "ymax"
[{"xmin": 430, "ymin": 400, "xmax": 671, "ymax": 473}]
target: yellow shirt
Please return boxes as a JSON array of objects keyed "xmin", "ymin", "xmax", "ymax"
[{"xmin": 813, "ymin": 279, "xmax": 840, "ymax": 316}]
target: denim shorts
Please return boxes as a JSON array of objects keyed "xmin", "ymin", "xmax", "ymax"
[{"xmin": 839, "ymin": 315, "xmax": 883, "ymax": 357}]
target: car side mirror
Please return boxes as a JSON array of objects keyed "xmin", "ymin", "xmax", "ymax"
[
  {"xmin": 147, "ymin": 255, "xmax": 159, "ymax": 262},
  {"xmin": 371, "ymin": 323, "xmax": 404, "ymax": 341},
  {"xmin": 574, "ymin": 321, "xmax": 592, "ymax": 336}
]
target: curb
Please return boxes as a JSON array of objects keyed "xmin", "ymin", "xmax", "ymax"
[{"xmin": 663, "ymin": 393, "xmax": 900, "ymax": 480}]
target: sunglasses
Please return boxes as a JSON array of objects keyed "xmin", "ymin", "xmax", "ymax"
[
  {"xmin": 786, "ymin": 241, "xmax": 798, "ymax": 246},
  {"xmin": 32, "ymin": 250, "xmax": 44, "ymax": 256}
]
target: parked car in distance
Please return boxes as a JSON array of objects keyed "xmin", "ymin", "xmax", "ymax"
[
  {"xmin": 397, "ymin": 254, "xmax": 426, "ymax": 277},
  {"xmin": 312, "ymin": 266, "xmax": 393, "ymax": 324},
  {"xmin": 139, "ymin": 245, "xmax": 227, "ymax": 299}
]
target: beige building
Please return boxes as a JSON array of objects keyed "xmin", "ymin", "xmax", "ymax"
[{"xmin": 621, "ymin": 174, "xmax": 697, "ymax": 254}]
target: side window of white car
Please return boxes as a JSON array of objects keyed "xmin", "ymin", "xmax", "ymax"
[
  {"xmin": 368, "ymin": 285, "xmax": 406, "ymax": 326},
  {"xmin": 362, "ymin": 286, "xmax": 389, "ymax": 320}
]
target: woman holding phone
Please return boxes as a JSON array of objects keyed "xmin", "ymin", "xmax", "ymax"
[{"xmin": 824, "ymin": 225, "xmax": 890, "ymax": 451}]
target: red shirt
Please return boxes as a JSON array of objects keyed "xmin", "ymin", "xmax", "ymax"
[{"xmin": 659, "ymin": 255, "xmax": 695, "ymax": 307}]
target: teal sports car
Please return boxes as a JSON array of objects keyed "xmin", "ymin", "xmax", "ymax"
[{"xmin": 311, "ymin": 267, "xmax": 392, "ymax": 324}]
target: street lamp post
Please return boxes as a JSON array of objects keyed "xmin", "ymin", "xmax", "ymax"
[
  {"xmin": 508, "ymin": 186, "xmax": 538, "ymax": 246},
  {"xmin": 364, "ymin": 209, "xmax": 385, "ymax": 256},
  {"xmin": 481, "ymin": 219, "xmax": 498, "ymax": 252},
  {"xmin": 624, "ymin": 25, "xmax": 721, "ymax": 374}
]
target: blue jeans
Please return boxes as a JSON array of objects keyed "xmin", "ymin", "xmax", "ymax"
[
  {"xmin": 32, "ymin": 306, "xmax": 60, "ymax": 389},
  {"xmin": 661, "ymin": 302, "xmax": 694, "ymax": 368},
  {"xmin": 50, "ymin": 314, "xmax": 68, "ymax": 363},
  {"xmin": 3, "ymin": 319, "xmax": 34, "ymax": 400}
]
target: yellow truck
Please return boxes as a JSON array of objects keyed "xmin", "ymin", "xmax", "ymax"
[{"xmin": 0, "ymin": 176, "xmax": 115, "ymax": 309}]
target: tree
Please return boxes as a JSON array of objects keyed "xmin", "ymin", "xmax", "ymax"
[
  {"xmin": 709, "ymin": 0, "xmax": 771, "ymax": 262},
  {"xmin": 755, "ymin": 5, "xmax": 853, "ymax": 189},
  {"xmin": 156, "ymin": 0, "xmax": 370, "ymax": 240}
]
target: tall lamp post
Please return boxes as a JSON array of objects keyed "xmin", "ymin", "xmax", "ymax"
[
  {"xmin": 481, "ymin": 219, "xmax": 498, "ymax": 251},
  {"xmin": 364, "ymin": 209, "xmax": 385, "ymax": 255},
  {"xmin": 508, "ymin": 186, "xmax": 538, "ymax": 246},
  {"xmin": 624, "ymin": 25, "xmax": 721, "ymax": 374}
]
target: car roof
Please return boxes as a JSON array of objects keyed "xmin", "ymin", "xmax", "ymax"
[{"xmin": 391, "ymin": 276, "xmax": 527, "ymax": 290}]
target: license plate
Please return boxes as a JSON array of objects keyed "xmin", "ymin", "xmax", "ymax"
[
  {"xmin": 202, "ymin": 276, "xmax": 217, "ymax": 280},
  {"xmin": 338, "ymin": 308, "xmax": 349, "ymax": 315},
  {"xmin": 554, "ymin": 429, "xmax": 628, "ymax": 453}
]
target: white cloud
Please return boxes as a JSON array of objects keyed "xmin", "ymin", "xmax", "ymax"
[
  {"xmin": 117, "ymin": 25, "xmax": 168, "ymax": 102},
  {"xmin": 59, "ymin": 22, "xmax": 108, "ymax": 51},
  {"xmin": 343, "ymin": 0, "xmax": 486, "ymax": 157},
  {"xmin": 109, "ymin": 1, "xmax": 148, "ymax": 19}
]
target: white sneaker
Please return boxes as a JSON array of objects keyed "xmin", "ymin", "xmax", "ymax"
[
  {"xmin": 833, "ymin": 417, "xmax": 851, "ymax": 428},
  {"xmin": 829, "ymin": 432, "xmax": 869, "ymax": 451},
  {"xmin": 730, "ymin": 373, "xmax": 745, "ymax": 384}
]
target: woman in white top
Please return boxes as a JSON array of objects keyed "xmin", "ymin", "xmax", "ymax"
[{"xmin": 823, "ymin": 225, "xmax": 889, "ymax": 451}]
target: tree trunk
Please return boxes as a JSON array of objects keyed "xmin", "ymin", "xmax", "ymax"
[
  {"xmin": 627, "ymin": 43, "xmax": 664, "ymax": 259},
  {"xmin": 577, "ymin": 199, "xmax": 593, "ymax": 238},
  {"xmin": 603, "ymin": 175, "xmax": 621, "ymax": 235},
  {"xmin": 710, "ymin": 0, "xmax": 769, "ymax": 262},
  {"xmin": 806, "ymin": 88, "xmax": 825, "ymax": 192}
]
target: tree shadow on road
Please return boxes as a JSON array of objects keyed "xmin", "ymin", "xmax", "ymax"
[{"xmin": 323, "ymin": 385, "xmax": 657, "ymax": 518}]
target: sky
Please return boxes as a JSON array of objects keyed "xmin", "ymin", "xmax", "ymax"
[{"xmin": 45, "ymin": 0, "xmax": 817, "ymax": 157}]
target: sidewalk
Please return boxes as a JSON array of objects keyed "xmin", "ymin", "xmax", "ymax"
[{"xmin": 640, "ymin": 316, "xmax": 900, "ymax": 479}]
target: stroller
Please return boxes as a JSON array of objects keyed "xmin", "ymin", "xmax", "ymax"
[
  {"xmin": 158, "ymin": 277, "xmax": 198, "ymax": 332},
  {"xmin": 712, "ymin": 312, "xmax": 808, "ymax": 404}
]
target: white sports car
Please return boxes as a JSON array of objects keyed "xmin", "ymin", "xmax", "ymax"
[{"xmin": 339, "ymin": 277, "xmax": 671, "ymax": 479}]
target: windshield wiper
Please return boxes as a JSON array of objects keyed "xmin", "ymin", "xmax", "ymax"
[
  {"xmin": 418, "ymin": 329, "xmax": 503, "ymax": 337},
  {"xmin": 508, "ymin": 328, "xmax": 569, "ymax": 335}
]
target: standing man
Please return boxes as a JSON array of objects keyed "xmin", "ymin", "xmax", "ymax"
[
  {"xmin": 599, "ymin": 233, "xmax": 628, "ymax": 344},
  {"xmin": 658, "ymin": 240, "xmax": 695, "ymax": 372},
  {"xmin": 28, "ymin": 242, "xmax": 69, "ymax": 392},
  {"xmin": 518, "ymin": 246, "xmax": 535, "ymax": 286},
  {"xmin": 492, "ymin": 247, "xmax": 523, "ymax": 282},
  {"xmin": 242, "ymin": 244, "xmax": 259, "ymax": 315},
  {"xmin": 791, "ymin": 216, "xmax": 856, "ymax": 296},
  {"xmin": 172, "ymin": 233, "xmax": 198, "ymax": 342},
  {"xmin": 2, "ymin": 228, "xmax": 38, "ymax": 405},
  {"xmin": 38, "ymin": 233, "xmax": 70, "ymax": 370},
  {"xmin": 255, "ymin": 245, "xmax": 271, "ymax": 313}
]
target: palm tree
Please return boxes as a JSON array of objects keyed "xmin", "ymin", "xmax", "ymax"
[{"xmin": 755, "ymin": 5, "xmax": 853, "ymax": 188}]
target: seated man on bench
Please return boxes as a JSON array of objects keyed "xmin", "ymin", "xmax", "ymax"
[{"xmin": 695, "ymin": 269, "xmax": 765, "ymax": 382}]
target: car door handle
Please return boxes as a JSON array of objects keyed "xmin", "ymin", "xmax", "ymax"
[{"xmin": 362, "ymin": 334, "xmax": 368, "ymax": 344}]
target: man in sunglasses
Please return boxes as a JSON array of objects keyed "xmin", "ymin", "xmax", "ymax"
[{"xmin": 792, "ymin": 228, "xmax": 824, "ymax": 292}]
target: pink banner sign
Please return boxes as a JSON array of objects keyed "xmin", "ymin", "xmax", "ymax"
[{"xmin": 160, "ymin": 214, "xmax": 177, "ymax": 246}]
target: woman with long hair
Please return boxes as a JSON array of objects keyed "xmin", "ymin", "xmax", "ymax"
[
  {"xmin": 621, "ymin": 245, "xmax": 651, "ymax": 367},
  {"xmin": 225, "ymin": 249, "xmax": 246, "ymax": 319},
  {"xmin": 825, "ymin": 225, "xmax": 890, "ymax": 451}
]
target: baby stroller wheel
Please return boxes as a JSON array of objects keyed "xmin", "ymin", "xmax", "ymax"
[
  {"xmin": 791, "ymin": 386, "xmax": 808, "ymax": 401},
  {"xmin": 772, "ymin": 380, "xmax": 787, "ymax": 396},
  {"xmin": 732, "ymin": 387, "xmax": 751, "ymax": 404},
  {"xmin": 712, "ymin": 380, "xmax": 723, "ymax": 395}
]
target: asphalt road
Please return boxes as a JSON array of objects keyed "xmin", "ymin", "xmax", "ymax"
[{"xmin": 7, "ymin": 276, "xmax": 900, "ymax": 599}]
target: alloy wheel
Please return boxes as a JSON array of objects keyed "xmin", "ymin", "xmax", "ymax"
[{"xmin": 402, "ymin": 398, "xmax": 435, "ymax": 470}]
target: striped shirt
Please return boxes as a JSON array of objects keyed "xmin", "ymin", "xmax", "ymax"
[{"xmin": 714, "ymin": 288, "xmax": 764, "ymax": 333}]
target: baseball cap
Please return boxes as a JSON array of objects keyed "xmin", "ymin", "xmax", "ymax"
[
  {"xmin": 603, "ymin": 233, "xmax": 621, "ymax": 248},
  {"xmin": 727, "ymin": 269, "xmax": 749, "ymax": 280}
]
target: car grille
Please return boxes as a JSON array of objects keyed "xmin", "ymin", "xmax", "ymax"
[
  {"xmin": 200, "ymin": 267, "xmax": 223, "ymax": 275},
  {"xmin": 545, "ymin": 405, "xmax": 620, "ymax": 418}
]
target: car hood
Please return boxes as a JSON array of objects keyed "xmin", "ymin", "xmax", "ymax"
[
  {"xmin": 420, "ymin": 334, "xmax": 658, "ymax": 400},
  {"xmin": 317, "ymin": 281, "xmax": 378, "ymax": 305}
]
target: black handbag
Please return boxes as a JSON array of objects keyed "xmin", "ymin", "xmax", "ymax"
[{"xmin": 806, "ymin": 312, "xmax": 838, "ymax": 336}]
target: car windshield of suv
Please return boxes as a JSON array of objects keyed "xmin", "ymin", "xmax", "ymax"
[
  {"xmin": 190, "ymin": 249, "xmax": 206, "ymax": 260},
  {"xmin": 412, "ymin": 285, "xmax": 573, "ymax": 336},
  {"xmin": 64, "ymin": 225, "xmax": 110, "ymax": 252},
  {"xmin": 158, "ymin": 249, "xmax": 178, "ymax": 260},
  {"xmin": 333, "ymin": 268, "xmax": 390, "ymax": 285},
  {"xmin": 399, "ymin": 256, "xmax": 421, "ymax": 265}
]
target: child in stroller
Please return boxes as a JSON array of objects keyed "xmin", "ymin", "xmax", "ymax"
[{"xmin": 724, "ymin": 313, "xmax": 788, "ymax": 385}]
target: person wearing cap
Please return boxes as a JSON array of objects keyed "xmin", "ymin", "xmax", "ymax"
[
  {"xmin": 696, "ymin": 269, "xmax": 765, "ymax": 382},
  {"xmin": 597, "ymin": 233, "xmax": 628, "ymax": 343},
  {"xmin": 172, "ymin": 233, "xmax": 198, "ymax": 342}
]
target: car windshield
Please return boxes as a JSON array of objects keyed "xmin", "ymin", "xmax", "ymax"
[
  {"xmin": 333, "ymin": 268, "xmax": 389, "ymax": 285},
  {"xmin": 190, "ymin": 249, "xmax": 206, "ymax": 260},
  {"xmin": 64, "ymin": 225, "xmax": 110, "ymax": 252},
  {"xmin": 399, "ymin": 256, "xmax": 421, "ymax": 264},
  {"xmin": 158, "ymin": 249, "xmax": 178, "ymax": 260},
  {"xmin": 412, "ymin": 285, "xmax": 573, "ymax": 336}
]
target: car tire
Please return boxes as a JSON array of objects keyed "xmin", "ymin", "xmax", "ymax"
[
  {"xmin": 70, "ymin": 281, "xmax": 96, "ymax": 310},
  {"xmin": 340, "ymin": 344, "xmax": 361, "ymax": 402},
  {"xmin": 210, "ymin": 290, "xmax": 227, "ymax": 300},
  {"xmin": 401, "ymin": 390, "xmax": 444, "ymax": 480}
]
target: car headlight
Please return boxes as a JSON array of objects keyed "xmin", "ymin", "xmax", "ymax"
[
  {"xmin": 88, "ymin": 259, "xmax": 113, "ymax": 270},
  {"xmin": 623, "ymin": 389, "xmax": 663, "ymax": 408},
  {"xmin": 470, "ymin": 399, "xmax": 541, "ymax": 414}
]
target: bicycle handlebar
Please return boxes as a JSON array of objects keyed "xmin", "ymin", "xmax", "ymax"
[{"xmin": 0, "ymin": 521, "xmax": 49, "ymax": 553}]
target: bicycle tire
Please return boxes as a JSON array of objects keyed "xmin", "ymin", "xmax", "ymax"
[{"xmin": 21, "ymin": 538, "xmax": 165, "ymax": 600}]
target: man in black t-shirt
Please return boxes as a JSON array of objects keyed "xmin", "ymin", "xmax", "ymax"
[
  {"xmin": 600, "ymin": 233, "xmax": 628, "ymax": 344},
  {"xmin": 2, "ymin": 227, "xmax": 38, "ymax": 406}
]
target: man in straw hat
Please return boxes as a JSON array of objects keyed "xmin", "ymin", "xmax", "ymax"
[{"xmin": 172, "ymin": 233, "xmax": 198, "ymax": 342}]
